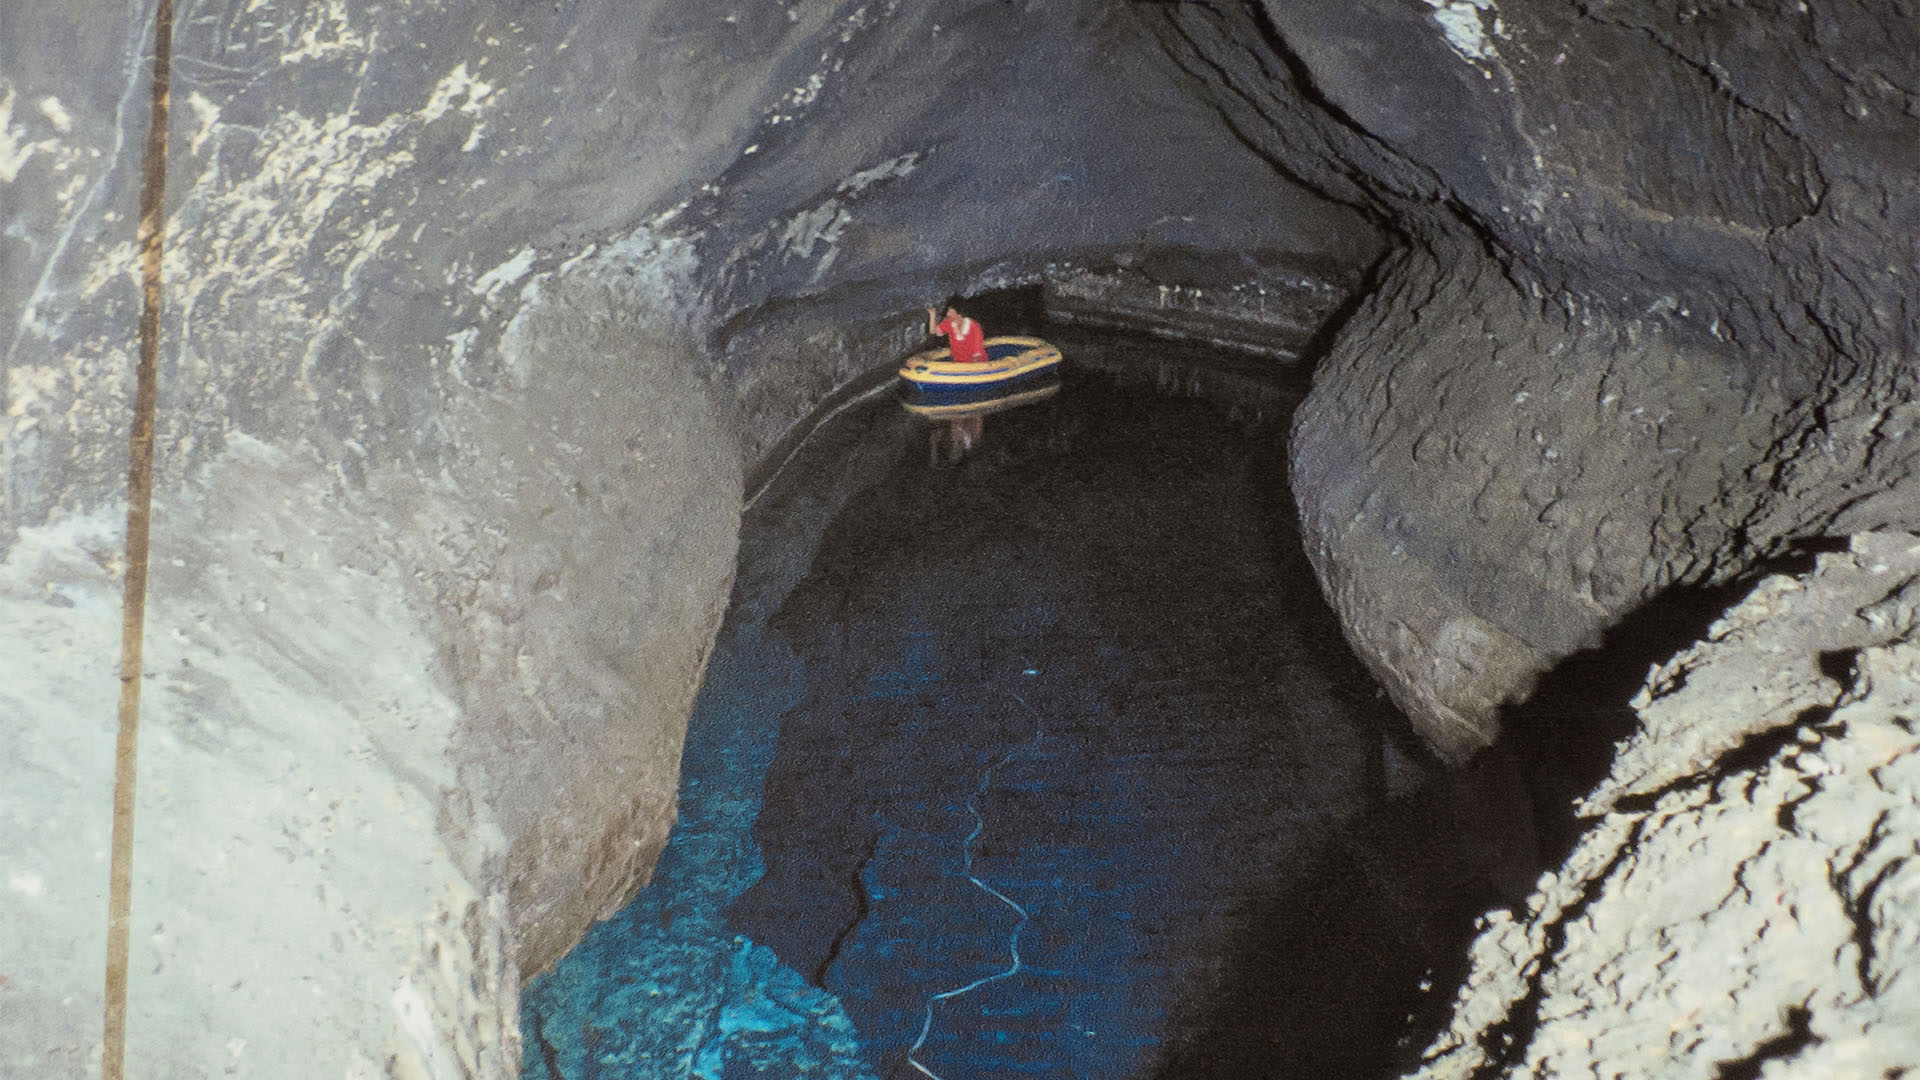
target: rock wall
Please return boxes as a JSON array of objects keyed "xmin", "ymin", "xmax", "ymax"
[
  {"xmin": 1148, "ymin": 0, "xmax": 1920, "ymax": 760},
  {"xmin": 17, "ymin": 0, "xmax": 1909, "ymax": 1071},
  {"xmin": 1133, "ymin": 5, "xmax": 1920, "ymax": 1071},
  {"xmin": 0, "ymin": 246, "xmax": 739, "ymax": 1076},
  {"xmin": 1411, "ymin": 532, "xmax": 1920, "ymax": 1077},
  {"xmin": 2, "ymin": 1, "xmax": 770, "ymax": 1073}
]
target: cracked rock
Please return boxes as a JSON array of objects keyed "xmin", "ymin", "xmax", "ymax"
[{"xmin": 1412, "ymin": 532, "xmax": 1920, "ymax": 1079}]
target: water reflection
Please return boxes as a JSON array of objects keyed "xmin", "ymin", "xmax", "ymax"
[{"xmin": 903, "ymin": 382, "xmax": 1061, "ymax": 465}]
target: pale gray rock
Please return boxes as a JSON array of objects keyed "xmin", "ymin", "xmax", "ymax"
[
  {"xmin": 1147, "ymin": 0, "xmax": 1920, "ymax": 758},
  {"xmin": 1413, "ymin": 532, "xmax": 1920, "ymax": 1078}
]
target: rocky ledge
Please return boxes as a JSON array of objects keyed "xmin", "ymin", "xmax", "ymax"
[{"xmin": 1414, "ymin": 531, "xmax": 1920, "ymax": 1078}]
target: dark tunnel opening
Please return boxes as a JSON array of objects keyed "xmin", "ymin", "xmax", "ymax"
[{"xmin": 519, "ymin": 327, "xmax": 1560, "ymax": 1080}]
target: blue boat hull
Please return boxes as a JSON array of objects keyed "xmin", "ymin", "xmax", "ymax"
[{"xmin": 897, "ymin": 336, "xmax": 1064, "ymax": 406}]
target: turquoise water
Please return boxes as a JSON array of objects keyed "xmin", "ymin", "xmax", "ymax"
[{"xmin": 519, "ymin": 618, "xmax": 880, "ymax": 1080}]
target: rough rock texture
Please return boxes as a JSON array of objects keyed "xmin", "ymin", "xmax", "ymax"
[
  {"xmin": 681, "ymin": 0, "xmax": 1383, "ymax": 465},
  {"xmin": 515, "ymin": 397, "xmax": 911, "ymax": 1080},
  {"xmin": 1412, "ymin": 531, "xmax": 1920, "ymax": 1077},
  {"xmin": 15, "ymin": 0, "xmax": 1912, "ymax": 1071},
  {"xmin": 0, "ymin": 261, "xmax": 738, "ymax": 1076},
  {"xmin": 1, "ymin": 460, "xmax": 522, "ymax": 1079},
  {"xmin": 1148, "ymin": 0, "xmax": 1920, "ymax": 760},
  {"xmin": 1, "ymin": 1, "xmax": 1379, "ymax": 1074}
]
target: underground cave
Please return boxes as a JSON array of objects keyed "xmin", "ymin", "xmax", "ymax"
[{"xmin": 3, "ymin": 0, "xmax": 1917, "ymax": 1077}]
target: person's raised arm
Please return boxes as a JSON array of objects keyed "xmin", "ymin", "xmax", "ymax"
[{"xmin": 926, "ymin": 307, "xmax": 940, "ymax": 335}]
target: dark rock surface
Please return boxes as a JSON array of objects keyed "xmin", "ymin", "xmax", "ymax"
[{"xmin": 1147, "ymin": 0, "xmax": 1920, "ymax": 759}]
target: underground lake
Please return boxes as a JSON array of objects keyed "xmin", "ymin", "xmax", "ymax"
[{"xmin": 518, "ymin": 334, "xmax": 1538, "ymax": 1080}]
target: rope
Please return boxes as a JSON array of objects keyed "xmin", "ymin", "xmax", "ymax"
[
  {"xmin": 905, "ymin": 691, "xmax": 1046, "ymax": 1080},
  {"xmin": 105, "ymin": 1, "xmax": 174, "ymax": 1075}
]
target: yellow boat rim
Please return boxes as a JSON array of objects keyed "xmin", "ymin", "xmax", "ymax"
[{"xmin": 898, "ymin": 335, "xmax": 1063, "ymax": 387}]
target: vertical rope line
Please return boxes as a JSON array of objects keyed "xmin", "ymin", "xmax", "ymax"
[{"xmin": 105, "ymin": 1, "xmax": 173, "ymax": 1076}]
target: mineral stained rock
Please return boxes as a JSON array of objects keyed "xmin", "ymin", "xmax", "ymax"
[{"xmin": 1414, "ymin": 532, "xmax": 1920, "ymax": 1078}]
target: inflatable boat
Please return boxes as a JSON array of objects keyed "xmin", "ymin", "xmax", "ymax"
[{"xmin": 897, "ymin": 335, "xmax": 1063, "ymax": 404}]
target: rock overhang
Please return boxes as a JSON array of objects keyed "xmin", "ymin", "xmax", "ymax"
[{"xmin": 1147, "ymin": 0, "xmax": 1919, "ymax": 757}]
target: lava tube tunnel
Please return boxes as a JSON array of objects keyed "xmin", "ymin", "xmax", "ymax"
[{"xmin": 5, "ymin": 1, "xmax": 1915, "ymax": 1078}]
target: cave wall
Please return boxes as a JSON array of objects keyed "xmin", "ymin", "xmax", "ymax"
[
  {"xmin": 1149, "ymin": 0, "xmax": 1919, "ymax": 760},
  {"xmin": 1413, "ymin": 532, "xmax": 1920, "ymax": 1077},
  {"xmin": 0, "ymin": 1, "xmax": 1381, "ymax": 1074},
  {"xmin": 1138, "ymin": 4, "xmax": 1920, "ymax": 1073}
]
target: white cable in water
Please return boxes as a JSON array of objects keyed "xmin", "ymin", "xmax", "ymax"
[{"xmin": 906, "ymin": 693, "xmax": 1046, "ymax": 1080}]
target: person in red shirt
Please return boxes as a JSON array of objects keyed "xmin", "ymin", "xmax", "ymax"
[{"xmin": 926, "ymin": 304, "xmax": 988, "ymax": 364}]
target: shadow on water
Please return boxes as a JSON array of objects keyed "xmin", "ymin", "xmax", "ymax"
[
  {"xmin": 1357, "ymin": 538, "xmax": 1855, "ymax": 1078},
  {"xmin": 1155, "ymin": 530, "xmax": 1857, "ymax": 1080},
  {"xmin": 1141, "ymin": 381, "xmax": 1527, "ymax": 1080},
  {"xmin": 1149, "ymin": 810, "xmax": 1479, "ymax": 1080}
]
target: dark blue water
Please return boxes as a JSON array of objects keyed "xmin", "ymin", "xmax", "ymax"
[
  {"xmin": 521, "ymin": 367, "xmax": 1424, "ymax": 1080},
  {"xmin": 517, "ymin": 611, "xmax": 872, "ymax": 1078}
]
